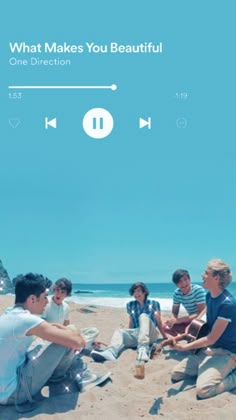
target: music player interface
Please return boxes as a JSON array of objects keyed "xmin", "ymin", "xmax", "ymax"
[
  {"xmin": 1, "ymin": 3, "xmax": 236, "ymax": 419},
  {"xmin": 2, "ymin": 1, "xmax": 235, "ymax": 284}
]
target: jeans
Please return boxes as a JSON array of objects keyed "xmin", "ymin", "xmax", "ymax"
[
  {"xmin": 109, "ymin": 313, "xmax": 159, "ymax": 357},
  {"xmin": 6, "ymin": 343, "xmax": 76, "ymax": 405}
]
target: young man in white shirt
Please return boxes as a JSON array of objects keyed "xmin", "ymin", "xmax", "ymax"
[
  {"xmin": 0, "ymin": 274, "xmax": 110, "ymax": 412},
  {"xmin": 43, "ymin": 278, "xmax": 99, "ymax": 348}
]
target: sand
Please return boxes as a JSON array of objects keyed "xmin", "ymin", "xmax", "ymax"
[{"xmin": 0, "ymin": 295, "xmax": 235, "ymax": 420}]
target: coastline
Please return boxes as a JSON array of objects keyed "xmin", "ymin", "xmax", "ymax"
[
  {"xmin": 0, "ymin": 295, "xmax": 235, "ymax": 419},
  {"xmin": 66, "ymin": 295, "xmax": 174, "ymax": 312}
]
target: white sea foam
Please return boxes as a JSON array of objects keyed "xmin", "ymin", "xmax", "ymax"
[{"xmin": 67, "ymin": 296, "xmax": 174, "ymax": 312}]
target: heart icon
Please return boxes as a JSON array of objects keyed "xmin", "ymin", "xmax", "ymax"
[{"xmin": 9, "ymin": 118, "xmax": 21, "ymax": 128}]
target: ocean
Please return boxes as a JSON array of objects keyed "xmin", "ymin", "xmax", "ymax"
[{"xmin": 66, "ymin": 282, "xmax": 236, "ymax": 312}]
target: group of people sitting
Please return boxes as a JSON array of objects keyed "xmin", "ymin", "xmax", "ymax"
[{"xmin": 0, "ymin": 258, "xmax": 236, "ymax": 413}]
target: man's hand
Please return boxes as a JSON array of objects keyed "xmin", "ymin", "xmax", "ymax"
[
  {"xmin": 92, "ymin": 340, "xmax": 107, "ymax": 348},
  {"xmin": 164, "ymin": 317, "xmax": 176, "ymax": 328},
  {"xmin": 172, "ymin": 342, "xmax": 188, "ymax": 351}
]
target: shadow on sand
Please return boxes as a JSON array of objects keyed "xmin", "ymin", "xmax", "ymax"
[{"xmin": 148, "ymin": 378, "xmax": 197, "ymax": 415}]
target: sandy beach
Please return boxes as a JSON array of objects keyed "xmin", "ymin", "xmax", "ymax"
[{"xmin": 0, "ymin": 295, "xmax": 235, "ymax": 420}]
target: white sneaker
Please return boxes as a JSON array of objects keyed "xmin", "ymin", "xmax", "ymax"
[
  {"xmin": 137, "ymin": 347, "xmax": 149, "ymax": 362},
  {"xmin": 74, "ymin": 369, "xmax": 112, "ymax": 392},
  {"xmin": 91, "ymin": 348, "xmax": 116, "ymax": 362}
]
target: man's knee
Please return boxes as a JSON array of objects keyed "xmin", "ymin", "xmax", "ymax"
[
  {"xmin": 139, "ymin": 313, "xmax": 149, "ymax": 321},
  {"xmin": 197, "ymin": 379, "xmax": 228, "ymax": 399},
  {"xmin": 196, "ymin": 384, "xmax": 216, "ymax": 399},
  {"xmin": 111, "ymin": 328, "xmax": 125, "ymax": 340}
]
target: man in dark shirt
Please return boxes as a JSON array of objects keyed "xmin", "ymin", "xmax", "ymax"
[{"xmin": 171, "ymin": 259, "xmax": 236, "ymax": 399}]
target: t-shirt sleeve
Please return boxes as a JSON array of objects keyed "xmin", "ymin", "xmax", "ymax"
[
  {"xmin": 152, "ymin": 300, "xmax": 160, "ymax": 312},
  {"xmin": 194, "ymin": 286, "xmax": 206, "ymax": 304},
  {"xmin": 217, "ymin": 300, "xmax": 235, "ymax": 322},
  {"xmin": 126, "ymin": 302, "xmax": 131, "ymax": 315},
  {"xmin": 15, "ymin": 313, "xmax": 44, "ymax": 338},
  {"xmin": 173, "ymin": 290, "xmax": 181, "ymax": 305}
]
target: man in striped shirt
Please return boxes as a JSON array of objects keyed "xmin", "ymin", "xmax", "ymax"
[
  {"xmin": 171, "ymin": 259, "xmax": 236, "ymax": 399},
  {"xmin": 164, "ymin": 269, "xmax": 206, "ymax": 336}
]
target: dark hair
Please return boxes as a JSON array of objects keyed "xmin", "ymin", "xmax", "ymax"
[
  {"xmin": 54, "ymin": 278, "xmax": 72, "ymax": 296},
  {"xmin": 129, "ymin": 282, "xmax": 149, "ymax": 298},
  {"xmin": 13, "ymin": 273, "xmax": 52, "ymax": 304},
  {"xmin": 172, "ymin": 269, "xmax": 190, "ymax": 285}
]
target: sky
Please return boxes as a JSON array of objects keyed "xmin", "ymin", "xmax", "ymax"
[{"xmin": 1, "ymin": 1, "xmax": 236, "ymax": 284}]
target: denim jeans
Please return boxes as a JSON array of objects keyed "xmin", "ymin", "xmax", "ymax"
[{"xmin": 6, "ymin": 343, "xmax": 76, "ymax": 405}]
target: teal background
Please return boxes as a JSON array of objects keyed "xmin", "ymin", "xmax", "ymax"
[{"xmin": 1, "ymin": 1, "xmax": 236, "ymax": 283}]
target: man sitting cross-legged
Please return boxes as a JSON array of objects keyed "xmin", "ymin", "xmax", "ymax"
[
  {"xmin": 171, "ymin": 259, "xmax": 236, "ymax": 400},
  {"xmin": 91, "ymin": 282, "xmax": 167, "ymax": 363},
  {"xmin": 43, "ymin": 278, "xmax": 100, "ymax": 350},
  {"xmin": 163, "ymin": 269, "xmax": 206, "ymax": 337},
  {"xmin": 0, "ymin": 273, "xmax": 110, "ymax": 413}
]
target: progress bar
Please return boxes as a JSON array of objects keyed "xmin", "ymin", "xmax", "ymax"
[{"xmin": 8, "ymin": 84, "xmax": 117, "ymax": 90}]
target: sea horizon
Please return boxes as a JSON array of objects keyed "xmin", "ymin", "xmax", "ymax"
[
  {"xmin": 64, "ymin": 282, "xmax": 236, "ymax": 312},
  {"xmin": 5, "ymin": 281, "xmax": 236, "ymax": 312}
]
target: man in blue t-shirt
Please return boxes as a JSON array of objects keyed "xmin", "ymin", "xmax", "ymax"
[
  {"xmin": 91, "ymin": 282, "xmax": 167, "ymax": 362},
  {"xmin": 164, "ymin": 269, "xmax": 206, "ymax": 336},
  {"xmin": 171, "ymin": 259, "xmax": 236, "ymax": 399}
]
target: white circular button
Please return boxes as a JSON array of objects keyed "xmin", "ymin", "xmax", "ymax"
[{"xmin": 82, "ymin": 108, "xmax": 114, "ymax": 139}]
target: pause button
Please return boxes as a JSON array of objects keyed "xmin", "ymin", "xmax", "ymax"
[{"xmin": 83, "ymin": 108, "xmax": 114, "ymax": 139}]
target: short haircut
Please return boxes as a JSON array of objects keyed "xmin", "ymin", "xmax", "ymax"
[
  {"xmin": 207, "ymin": 258, "xmax": 232, "ymax": 290},
  {"xmin": 129, "ymin": 282, "xmax": 149, "ymax": 298},
  {"xmin": 54, "ymin": 278, "xmax": 72, "ymax": 296},
  {"xmin": 172, "ymin": 269, "xmax": 190, "ymax": 285},
  {"xmin": 13, "ymin": 273, "xmax": 52, "ymax": 304}
]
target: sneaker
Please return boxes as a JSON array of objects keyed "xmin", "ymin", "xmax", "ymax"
[
  {"xmin": 74, "ymin": 369, "xmax": 112, "ymax": 392},
  {"xmin": 222, "ymin": 369, "xmax": 236, "ymax": 393},
  {"xmin": 137, "ymin": 347, "xmax": 149, "ymax": 362},
  {"xmin": 48, "ymin": 378, "xmax": 78, "ymax": 397},
  {"xmin": 90, "ymin": 348, "xmax": 116, "ymax": 362},
  {"xmin": 15, "ymin": 401, "xmax": 38, "ymax": 413}
]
